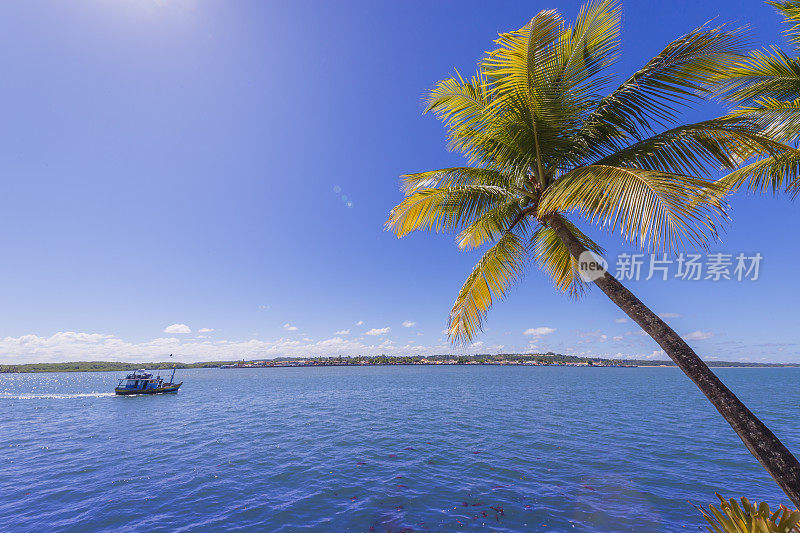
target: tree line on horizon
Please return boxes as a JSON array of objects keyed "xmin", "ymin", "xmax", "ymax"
[{"xmin": 2, "ymin": 353, "xmax": 798, "ymax": 373}]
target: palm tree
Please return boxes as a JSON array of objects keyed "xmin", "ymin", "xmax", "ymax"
[
  {"xmin": 386, "ymin": 0, "xmax": 800, "ymax": 506},
  {"xmin": 713, "ymin": 0, "xmax": 800, "ymax": 193}
]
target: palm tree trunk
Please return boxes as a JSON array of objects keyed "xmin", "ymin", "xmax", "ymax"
[{"xmin": 547, "ymin": 215, "xmax": 800, "ymax": 508}]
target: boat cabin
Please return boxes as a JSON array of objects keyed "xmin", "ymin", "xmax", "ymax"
[
  {"xmin": 117, "ymin": 369, "xmax": 163, "ymax": 391},
  {"xmin": 114, "ymin": 365, "xmax": 181, "ymax": 395}
]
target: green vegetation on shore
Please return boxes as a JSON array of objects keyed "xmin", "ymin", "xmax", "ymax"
[
  {"xmin": 1, "ymin": 353, "xmax": 796, "ymax": 373},
  {"xmin": 0, "ymin": 361, "xmax": 224, "ymax": 373}
]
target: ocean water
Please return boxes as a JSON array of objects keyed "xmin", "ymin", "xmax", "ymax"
[{"xmin": 1, "ymin": 366, "xmax": 799, "ymax": 532}]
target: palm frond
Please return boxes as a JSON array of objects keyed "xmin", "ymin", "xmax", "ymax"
[
  {"xmin": 727, "ymin": 97, "xmax": 800, "ymax": 141},
  {"xmin": 484, "ymin": 0, "xmax": 620, "ymax": 101},
  {"xmin": 424, "ymin": 72, "xmax": 534, "ymax": 173},
  {"xmin": 531, "ymin": 216, "xmax": 604, "ymax": 297},
  {"xmin": 697, "ymin": 493, "xmax": 800, "ymax": 533},
  {"xmin": 482, "ymin": 9, "xmax": 565, "ymax": 102},
  {"xmin": 596, "ymin": 118, "xmax": 794, "ymax": 177},
  {"xmin": 425, "ymin": 70, "xmax": 493, "ymax": 134},
  {"xmin": 713, "ymin": 47, "xmax": 800, "ymax": 104},
  {"xmin": 448, "ymin": 231, "xmax": 528, "ymax": 344},
  {"xmin": 386, "ymin": 185, "xmax": 511, "ymax": 238},
  {"xmin": 571, "ymin": 25, "xmax": 745, "ymax": 163},
  {"xmin": 716, "ymin": 149, "xmax": 800, "ymax": 195},
  {"xmin": 481, "ymin": 1, "xmax": 622, "ymax": 172},
  {"xmin": 557, "ymin": 0, "xmax": 621, "ymax": 89},
  {"xmin": 456, "ymin": 201, "xmax": 532, "ymax": 250},
  {"xmin": 770, "ymin": 0, "xmax": 800, "ymax": 49},
  {"xmin": 538, "ymin": 165, "xmax": 727, "ymax": 251},
  {"xmin": 400, "ymin": 167, "xmax": 513, "ymax": 195}
]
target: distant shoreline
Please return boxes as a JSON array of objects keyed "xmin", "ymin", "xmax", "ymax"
[{"xmin": 2, "ymin": 354, "xmax": 798, "ymax": 374}]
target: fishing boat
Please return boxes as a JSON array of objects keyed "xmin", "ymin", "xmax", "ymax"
[{"xmin": 114, "ymin": 368, "xmax": 182, "ymax": 395}]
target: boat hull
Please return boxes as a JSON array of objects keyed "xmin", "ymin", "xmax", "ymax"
[{"xmin": 114, "ymin": 383, "xmax": 182, "ymax": 395}]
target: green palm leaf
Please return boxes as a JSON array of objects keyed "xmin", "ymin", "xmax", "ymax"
[
  {"xmin": 717, "ymin": 150, "xmax": 800, "ymax": 195},
  {"xmin": 728, "ymin": 97, "xmax": 800, "ymax": 141},
  {"xmin": 596, "ymin": 118, "xmax": 794, "ymax": 176},
  {"xmin": 714, "ymin": 47, "xmax": 800, "ymax": 104},
  {"xmin": 770, "ymin": 0, "xmax": 800, "ymax": 49},
  {"xmin": 456, "ymin": 201, "xmax": 533, "ymax": 250},
  {"xmin": 448, "ymin": 231, "xmax": 528, "ymax": 344},
  {"xmin": 400, "ymin": 167, "xmax": 514, "ymax": 195},
  {"xmin": 538, "ymin": 165, "xmax": 725, "ymax": 251},
  {"xmin": 483, "ymin": 1, "xmax": 622, "ymax": 172},
  {"xmin": 424, "ymin": 73, "xmax": 533, "ymax": 173},
  {"xmin": 531, "ymin": 216, "xmax": 604, "ymax": 297},
  {"xmin": 386, "ymin": 185, "xmax": 511, "ymax": 238},
  {"xmin": 572, "ymin": 25, "xmax": 745, "ymax": 163}
]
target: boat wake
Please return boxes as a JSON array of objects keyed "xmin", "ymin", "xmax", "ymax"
[{"xmin": 0, "ymin": 392, "xmax": 115, "ymax": 400}]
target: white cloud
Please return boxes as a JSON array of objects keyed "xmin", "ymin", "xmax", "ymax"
[
  {"xmin": 612, "ymin": 336, "xmax": 624, "ymax": 342},
  {"xmin": 283, "ymin": 323, "xmax": 298, "ymax": 331},
  {"xmin": 198, "ymin": 328, "xmax": 214, "ymax": 333},
  {"xmin": 659, "ymin": 312, "xmax": 681, "ymax": 319},
  {"xmin": 683, "ymin": 330, "xmax": 714, "ymax": 341},
  {"xmin": 163, "ymin": 324, "xmax": 191, "ymax": 334},
  {"xmin": 614, "ymin": 318, "xmax": 628, "ymax": 324},
  {"xmin": 0, "ymin": 331, "xmax": 465, "ymax": 364},
  {"xmin": 335, "ymin": 329, "xmax": 350, "ymax": 335},
  {"xmin": 365, "ymin": 327, "xmax": 390, "ymax": 336},
  {"xmin": 355, "ymin": 320, "xmax": 364, "ymax": 326},
  {"xmin": 523, "ymin": 327, "xmax": 556, "ymax": 336},
  {"xmin": 402, "ymin": 320, "xmax": 416, "ymax": 328},
  {"xmin": 472, "ymin": 341, "xmax": 484, "ymax": 348}
]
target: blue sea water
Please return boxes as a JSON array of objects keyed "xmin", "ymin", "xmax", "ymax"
[{"xmin": 1, "ymin": 366, "xmax": 799, "ymax": 532}]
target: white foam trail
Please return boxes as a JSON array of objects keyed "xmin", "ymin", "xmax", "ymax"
[{"xmin": 0, "ymin": 392, "xmax": 115, "ymax": 400}]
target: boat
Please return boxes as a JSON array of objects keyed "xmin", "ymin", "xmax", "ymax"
[{"xmin": 115, "ymin": 368, "xmax": 182, "ymax": 395}]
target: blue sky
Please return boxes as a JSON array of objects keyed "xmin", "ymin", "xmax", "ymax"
[{"xmin": 0, "ymin": 0, "xmax": 797, "ymax": 363}]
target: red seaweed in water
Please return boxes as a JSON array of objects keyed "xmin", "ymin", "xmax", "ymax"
[
  {"xmin": 490, "ymin": 506, "xmax": 505, "ymax": 515},
  {"xmin": 581, "ymin": 484, "xmax": 596, "ymax": 491},
  {"xmin": 388, "ymin": 454, "xmax": 398, "ymax": 458},
  {"xmin": 356, "ymin": 461, "xmax": 367, "ymax": 465},
  {"xmin": 404, "ymin": 447, "xmax": 415, "ymax": 450}
]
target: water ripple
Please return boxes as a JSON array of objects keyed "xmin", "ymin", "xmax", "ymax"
[{"xmin": 1, "ymin": 366, "xmax": 798, "ymax": 532}]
